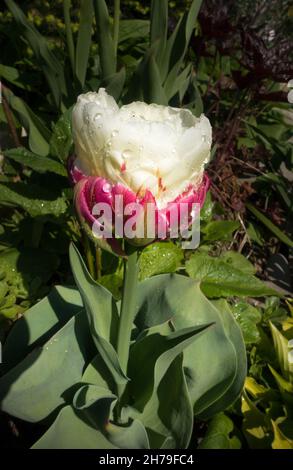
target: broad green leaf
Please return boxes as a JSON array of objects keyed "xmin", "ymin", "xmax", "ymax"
[
  {"xmin": 202, "ymin": 220, "xmax": 240, "ymax": 242},
  {"xmin": 0, "ymin": 183, "xmax": 68, "ymax": 217},
  {"xmin": 93, "ymin": 0, "xmax": 116, "ymax": 79},
  {"xmin": 1, "ymin": 285, "xmax": 82, "ymax": 373},
  {"xmin": 246, "ymin": 203, "xmax": 293, "ymax": 248},
  {"xmin": 128, "ymin": 322, "xmax": 212, "ymax": 410},
  {"xmin": 32, "ymin": 384, "xmax": 149, "ymax": 449},
  {"xmin": 4, "ymin": 148, "xmax": 67, "ymax": 176},
  {"xmin": 220, "ymin": 251, "xmax": 255, "ymax": 275},
  {"xmin": 73, "ymin": 384, "xmax": 149, "ymax": 449},
  {"xmin": 198, "ymin": 413, "xmax": 241, "ymax": 449},
  {"xmin": 0, "ymin": 309, "xmax": 96, "ymax": 422},
  {"xmin": 69, "ymin": 244, "xmax": 126, "ymax": 385},
  {"xmin": 139, "ymin": 241, "xmax": 183, "ymax": 280},
  {"xmin": 230, "ymin": 301, "xmax": 262, "ymax": 344},
  {"xmin": 186, "ymin": 252, "xmax": 277, "ymax": 297},
  {"xmin": 75, "ymin": 0, "xmax": 94, "ymax": 87},
  {"xmin": 135, "ymin": 274, "xmax": 246, "ymax": 417},
  {"xmin": 139, "ymin": 354, "xmax": 194, "ymax": 449},
  {"xmin": 32, "ymin": 405, "xmax": 117, "ymax": 449},
  {"xmin": 192, "ymin": 298, "xmax": 246, "ymax": 419}
]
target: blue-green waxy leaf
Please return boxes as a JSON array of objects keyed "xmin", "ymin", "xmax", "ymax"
[
  {"xmin": 69, "ymin": 244, "xmax": 126, "ymax": 385},
  {"xmin": 0, "ymin": 309, "xmax": 96, "ymax": 422},
  {"xmin": 128, "ymin": 322, "xmax": 212, "ymax": 410},
  {"xmin": 1, "ymin": 285, "xmax": 82, "ymax": 374},
  {"xmin": 127, "ymin": 321, "xmax": 212, "ymax": 448},
  {"xmin": 134, "ymin": 274, "xmax": 247, "ymax": 418},
  {"xmin": 33, "ymin": 384, "xmax": 149, "ymax": 449},
  {"xmin": 32, "ymin": 405, "xmax": 117, "ymax": 449}
]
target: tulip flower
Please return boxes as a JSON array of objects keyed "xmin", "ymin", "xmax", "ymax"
[{"xmin": 70, "ymin": 88, "xmax": 212, "ymax": 254}]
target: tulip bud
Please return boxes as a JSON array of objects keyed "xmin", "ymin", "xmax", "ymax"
[{"xmin": 71, "ymin": 89, "xmax": 212, "ymax": 254}]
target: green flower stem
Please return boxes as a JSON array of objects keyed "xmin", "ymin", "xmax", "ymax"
[
  {"xmin": 116, "ymin": 250, "xmax": 139, "ymax": 396},
  {"xmin": 113, "ymin": 0, "xmax": 120, "ymax": 59}
]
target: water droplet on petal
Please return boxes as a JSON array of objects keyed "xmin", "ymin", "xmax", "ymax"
[
  {"xmin": 122, "ymin": 149, "xmax": 132, "ymax": 159},
  {"xmin": 111, "ymin": 130, "xmax": 118, "ymax": 137},
  {"xmin": 94, "ymin": 113, "xmax": 102, "ymax": 121},
  {"xmin": 102, "ymin": 182, "xmax": 111, "ymax": 193},
  {"xmin": 83, "ymin": 110, "xmax": 90, "ymax": 124}
]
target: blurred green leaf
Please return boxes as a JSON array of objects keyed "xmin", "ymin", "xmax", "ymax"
[
  {"xmin": 75, "ymin": 0, "xmax": 94, "ymax": 88},
  {"xmin": 0, "ymin": 247, "xmax": 59, "ymax": 300},
  {"xmin": 93, "ymin": 0, "xmax": 116, "ymax": 79},
  {"xmin": 5, "ymin": 0, "xmax": 66, "ymax": 107},
  {"xmin": 4, "ymin": 90, "xmax": 51, "ymax": 156}
]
